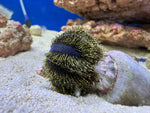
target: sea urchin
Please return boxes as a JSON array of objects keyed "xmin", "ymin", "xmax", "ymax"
[{"xmin": 41, "ymin": 28, "xmax": 103, "ymax": 96}]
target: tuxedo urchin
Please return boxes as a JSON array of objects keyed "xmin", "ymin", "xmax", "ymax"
[{"xmin": 42, "ymin": 29, "xmax": 104, "ymax": 96}]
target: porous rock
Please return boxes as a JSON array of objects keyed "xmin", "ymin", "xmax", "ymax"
[
  {"xmin": 62, "ymin": 19, "xmax": 150, "ymax": 48},
  {"xmin": 0, "ymin": 14, "xmax": 7, "ymax": 28},
  {"xmin": 54, "ymin": 0, "xmax": 150, "ymax": 23},
  {"xmin": 100, "ymin": 50, "xmax": 150, "ymax": 106},
  {"xmin": 0, "ymin": 20, "xmax": 32, "ymax": 57}
]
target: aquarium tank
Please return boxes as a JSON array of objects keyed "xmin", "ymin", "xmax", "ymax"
[
  {"xmin": 0, "ymin": 0, "xmax": 150, "ymax": 113},
  {"xmin": 0, "ymin": 0, "xmax": 82, "ymax": 31}
]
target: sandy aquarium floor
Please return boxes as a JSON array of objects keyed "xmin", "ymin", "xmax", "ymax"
[{"xmin": 0, "ymin": 30, "xmax": 150, "ymax": 113}]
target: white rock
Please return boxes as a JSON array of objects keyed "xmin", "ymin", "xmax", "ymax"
[{"xmin": 30, "ymin": 25, "xmax": 42, "ymax": 36}]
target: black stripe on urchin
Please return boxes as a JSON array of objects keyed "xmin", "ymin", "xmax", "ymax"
[{"xmin": 52, "ymin": 29, "xmax": 103, "ymax": 64}]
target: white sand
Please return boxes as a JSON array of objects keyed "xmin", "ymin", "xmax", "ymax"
[{"xmin": 0, "ymin": 30, "xmax": 150, "ymax": 113}]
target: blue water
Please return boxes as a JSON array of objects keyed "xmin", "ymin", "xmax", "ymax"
[{"xmin": 0, "ymin": 0, "xmax": 83, "ymax": 31}]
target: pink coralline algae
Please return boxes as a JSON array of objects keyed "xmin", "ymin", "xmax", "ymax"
[
  {"xmin": 0, "ymin": 16, "xmax": 32, "ymax": 57},
  {"xmin": 62, "ymin": 19, "xmax": 150, "ymax": 48}
]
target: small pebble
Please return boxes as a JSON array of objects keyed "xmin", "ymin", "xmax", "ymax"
[{"xmin": 30, "ymin": 25, "xmax": 42, "ymax": 36}]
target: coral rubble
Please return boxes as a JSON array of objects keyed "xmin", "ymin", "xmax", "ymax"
[{"xmin": 0, "ymin": 19, "xmax": 32, "ymax": 57}]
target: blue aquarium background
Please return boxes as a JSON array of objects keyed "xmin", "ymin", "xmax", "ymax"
[{"xmin": 0, "ymin": 0, "xmax": 83, "ymax": 31}]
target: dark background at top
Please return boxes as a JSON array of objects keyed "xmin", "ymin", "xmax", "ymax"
[{"xmin": 0, "ymin": 0, "xmax": 83, "ymax": 31}]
